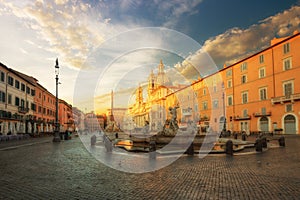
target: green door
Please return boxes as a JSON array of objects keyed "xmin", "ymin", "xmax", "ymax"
[{"xmin": 284, "ymin": 115, "xmax": 296, "ymax": 134}]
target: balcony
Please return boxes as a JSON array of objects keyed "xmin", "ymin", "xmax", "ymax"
[
  {"xmin": 271, "ymin": 93, "xmax": 300, "ymax": 104},
  {"xmin": 18, "ymin": 106, "xmax": 29, "ymax": 114},
  {"xmin": 182, "ymin": 107, "xmax": 193, "ymax": 116},
  {"xmin": 234, "ymin": 115, "xmax": 251, "ymax": 121},
  {"xmin": 253, "ymin": 112, "xmax": 272, "ymax": 117},
  {"xmin": 199, "ymin": 116, "xmax": 210, "ymax": 122}
]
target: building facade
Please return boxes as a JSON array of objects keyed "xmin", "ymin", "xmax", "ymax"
[
  {"xmin": 33, "ymin": 83, "xmax": 56, "ymax": 134},
  {"xmin": 0, "ymin": 61, "xmax": 77, "ymax": 136},
  {"xmin": 0, "ymin": 63, "xmax": 36, "ymax": 135},
  {"xmin": 59, "ymin": 99, "xmax": 74, "ymax": 132},
  {"xmin": 128, "ymin": 31, "xmax": 300, "ymax": 134}
]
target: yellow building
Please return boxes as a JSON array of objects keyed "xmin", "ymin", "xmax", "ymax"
[{"xmin": 129, "ymin": 60, "xmax": 180, "ymax": 131}]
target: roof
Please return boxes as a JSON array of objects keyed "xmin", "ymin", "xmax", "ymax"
[{"xmin": 0, "ymin": 62, "xmax": 36, "ymax": 86}]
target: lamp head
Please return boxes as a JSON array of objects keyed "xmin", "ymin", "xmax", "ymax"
[{"xmin": 55, "ymin": 58, "xmax": 59, "ymax": 75}]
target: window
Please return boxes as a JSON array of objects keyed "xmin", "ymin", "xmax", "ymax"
[
  {"xmin": 202, "ymin": 101, "xmax": 208, "ymax": 110},
  {"xmin": 38, "ymin": 106, "xmax": 42, "ymax": 113},
  {"xmin": 194, "ymin": 104, "xmax": 198, "ymax": 112},
  {"xmin": 227, "ymin": 95, "xmax": 233, "ymax": 106},
  {"xmin": 241, "ymin": 62, "xmax": 247, "ymax": 72},
  {"xmin": 286, "ymin": 104, "xmax": 293, "ymax": 112},
  {"xmin": 283, "ymin": 81, "xmax": 293, "ymax": 97},
  {"xmin": 21, "ymin": 99, "xmax": 25, "ymax": 108},
  {"xmin": 26, "ymin": 86, "xmax": 30, "ymax": 94},
  {"xmin": 213, "ymin": 85, "xmax": 217, "ymax": 93},
  {"xmin": 283, "ymin": 43, "xmax": 290, "ymax": 54},
  {"xmin": 31, "ymin": 89, "xmax": 35, "ymax": 96},
  {"xmin": 0, "ymin": 91, "xmax": 5, "ymax": 102},
  {"xmin": 226, "ymin": 69, "xmax": 232, "ymax": 77},
  {"xmin": 213, "ymin": 100, "xmax": 219, "ymax": 108},
  {"xmin": 261, "ymin": 107, "xmax": 266, "ymax": 115},
  {"xmin": 15, "ymin": 97, "xmax": 20, "ymax": 106},
  {"xmin": 203, "ymin": 88, "xmax": 206, "ymax": 95},
  {"xmin": 0, "ymin": 71, "xmax": 5, "ymax": 82},
  {"xmin": 15, "ymin": 80, "xmax": 20, "ymax": 89},
  {"xmin": 259, "ymin": 54, "xmax": 264, "ymax": 64},
  {"xmin": 43, "ymin": 107, "xmax": 46, "ymax": 114},
  {"xmin": 227, "ymin": 79, "xmax": 232, "ymax": 88},
  {"xmin": 8, "ymin": 76, "xmax": 14, "ymax": 86},
  {"xmin": 242, "ymin": 91, "xmax": 248, "ymax": 104},
  {"xmin": 21, "ymin": 83, "xmax": 25, "ymax": 92},
  {"xmin": 8, "ymin": 94, "xmax": 12, "ymax": 104},
  {"xmin": 259, "ymin": 88, "xmax": 267, "ymax": 100},
  {"xmin": 283, "ymin": 57, "xmax": 292, "ymax": 71},
  {"xmin": 243, "ymin": 109, "xmax": 248, "ymax": 117},
  {"xmin": 241, "ymin": 75, "xmax": 247, "ymax": 84},
  {"xmin": 259, "ymin": 67, "xmax": 265, "ymax": 78}
]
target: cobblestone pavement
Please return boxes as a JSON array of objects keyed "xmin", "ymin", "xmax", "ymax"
[{"xmin": 0, "ymin": 135, "xmax": 299, "ymax": 200}]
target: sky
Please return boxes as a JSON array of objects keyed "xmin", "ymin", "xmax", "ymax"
[{"xmin": 0, "ymin": 0, "xmax": 300, "ymax": 113}]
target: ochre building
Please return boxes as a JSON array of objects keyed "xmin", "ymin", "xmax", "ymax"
[{"xmin": 128, "ymin": 31, "xmax": 300, "ymax": 134}]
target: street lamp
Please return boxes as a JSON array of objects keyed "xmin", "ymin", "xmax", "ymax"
[
  {"xmin": 53, "ymin": 58, "xmax": 61, "ymax": 142},
  {"xmin": 222, "ymin": 82, "xmax": 226, "ymax": 134}
]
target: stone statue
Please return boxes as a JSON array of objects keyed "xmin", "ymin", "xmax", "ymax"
[
  {"xmin": 142, "ymin": 120, "xmax": 150, "ymax": 134},
  {"xmin": 169, "ymin": 104, "xmax": 179, "ymax": 131}
]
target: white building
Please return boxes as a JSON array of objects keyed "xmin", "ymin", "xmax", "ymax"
[{"xmin": 0, "ymin": 62, "xmax": 36, "ymax": 135}]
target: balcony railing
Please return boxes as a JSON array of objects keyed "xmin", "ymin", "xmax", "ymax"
[
  {"xmin": 199, "ymin": 117, "xmax": 210, "ymax": 122},
  {"xmin": 18, "ymin": 106, "xmax": 29, "ymax": 114},
  {"xmin": 271, "ymin": 93, "xmax": 300, "ymax": 104},
  {"xmin": 182, "ymin": 107, "xmax": 193, "ymax": 116},
  {"xmin": 234, "ymin": 115, "xmax": 251, "ymax": 121},
  {"xmin": 253, "ymin": 112, "xmax": 272, "ymax": 117}
]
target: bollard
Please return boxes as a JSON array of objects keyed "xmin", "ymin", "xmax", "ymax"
[
  {"xmin": 261, "ymin": 137, "xmax": 267, "ymax": 148},
  {"xmin": 186, "ymin": 142, "xmax": 194, "ymax": 156},
  {"xmin": 91, "ymin": 135, "xmax": 96, "ymax": 146},
  {"xmin": 278, "ymin": 136, "xmax": 285, "ymax": 147},
  {"xmin": 225, "ymin": 140, "xmax": 233, "ymax": 155},
  {"xmin": 255, "ymin": 138, "xmax": 262, "ymax": 152},
  {"xmin": 242, "ymin": 133, "xmax": 246, "ymax": 141},
  {"xmin": 104, "ymin": 136, "xmax": 112, "ymax": 152},
  {"xmin": 234, "ymin": 133, "xmax": 238, "ymax": 140},
  {"xmin": 149, "ymin": 141, "xmax": 156, "ymax": 159},
  {"xmin": 64, "ymin": 131, "xmax": 69, "ymax": 140}
]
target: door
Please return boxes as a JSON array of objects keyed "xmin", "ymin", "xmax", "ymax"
[
  {"xmin": 260, "ymin": 116, "xmax": 269, "ymax": 132},
  {"xmin": 284, "ymin": 115, "xmax": 296, "ymax": 134}
]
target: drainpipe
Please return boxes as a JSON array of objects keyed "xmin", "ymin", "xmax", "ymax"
[
  {"xmin": 271, "ymin": 48, "xmax": 276, "ymax": 98},
  {"xmin": 5, "ymin": 72, "xmax": 8, "ymax": 109}
]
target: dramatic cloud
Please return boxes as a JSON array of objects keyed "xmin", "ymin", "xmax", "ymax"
[
  {"xmin": 154, "ymin": 0, "xmax": 203, "ymax": 28},
  {"xmin": 0, "ymin": 0, "xmax": 110, "ymax": 69},
  {"xmin": 202, "ymin": 6, "xmax": 300, "ymax": 68}
]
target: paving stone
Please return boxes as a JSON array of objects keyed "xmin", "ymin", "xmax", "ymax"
[{"xmin": 0, "ymin": 135, "xmax": 299, "ymax": 199}]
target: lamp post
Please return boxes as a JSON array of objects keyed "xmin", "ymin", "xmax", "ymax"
[
  {"xmin": 222, "ymin": 82, "xmax": 226, "ymax": 133},
  {"xmin": 53, "ymin": 58, "xmax": 61, "ymax": 142}
]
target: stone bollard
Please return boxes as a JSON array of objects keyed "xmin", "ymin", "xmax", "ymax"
[
  {"xmin": 91, "ymin": 135, "xmax": 96, "ymax": 146},
  {"xmin": 255, "ymin": 138, "xmax": 263, "ymax": 152},
  {"xmin": 186, "ymin": 142, "xmax": 194, "ymax": 156},
  {"xmin": 242, "ymin": 133, "xmax": 246, "ymax": 141},
  {"xmin": 234, "ymin": 133, "xmax": 238, "ymax": 140},
  {"xmin": 149, "ymin": 141, "xmax": 156, "ymax": 159},
  {"xmin": 278, "ymin": 136, "xmax": 285, "ymax": 147},
  {"xmin": 261, "ymin": 137, "xmax": 267, "ymax": 148},
  {"xmin": 225, "ymin": 140, "xmax": 233, "ymax": 155},
  {"xmin": 104, "ymin": 136, "xmax": 112, "ymax": 152}
]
